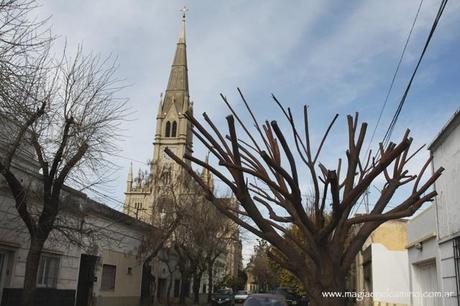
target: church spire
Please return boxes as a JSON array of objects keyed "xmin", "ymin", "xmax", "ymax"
[
  {"xmin": 162, "ymin": 6, "xmax": 189, "ymax": 113},
  {"xmin": 202, "ymin": 152, "xmax": 214, "ymax": 192},
  {"xmin": 126, "ymin": 162, "xmax": 133, "ymax": 192},
  {"xmin": 178, "ymin": 6, "xmax": 187, "ymax": 44}
]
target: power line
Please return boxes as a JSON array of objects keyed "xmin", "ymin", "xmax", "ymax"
[
  {"xmin": 113, "ymin": 153, "xmax": 149, "ymax": 166},
  {"xmin": 365, "ymin": 0, "xmax": 425, "ymax": 157},
  {"xmin": 382, "ymin": 0, "xmax": 449, "ymax": 147},
  {"xmin": 355, "ymin": 0, "xmax": 425, "ymax": 217},
  {"xmin": 354, "ymin": 0, "xmax": 449, "ymax": 217}
]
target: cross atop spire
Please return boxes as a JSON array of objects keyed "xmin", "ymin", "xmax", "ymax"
[
  {"xmin": 177, "ymin": 6, "xmax": 187, "ymax": 45},
  {"xmin": 180, "ymin": 6, "xmax": 188, "ymax": 21}
]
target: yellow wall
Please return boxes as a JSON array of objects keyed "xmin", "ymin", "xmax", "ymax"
[
  {"xmin": 370, "ymin": 220, "xmax": 407, "ymax": 251},
  {"xmin": 98, "ymin": 249, "xmax": 142, "ymax": 298}
]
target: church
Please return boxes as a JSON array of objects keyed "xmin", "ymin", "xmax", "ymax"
[{"xmin": 122, "ymin": 9, "xmax": 243, "ymax": 296}]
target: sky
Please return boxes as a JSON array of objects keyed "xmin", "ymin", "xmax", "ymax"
[{"xmin": 36, "ymin": 0, "xmax": 460, "ymax": 265}]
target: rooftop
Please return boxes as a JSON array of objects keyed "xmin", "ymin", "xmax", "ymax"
[{"xmin": 428, "ymin": 108, "xmax": 460, "ymax": 152}]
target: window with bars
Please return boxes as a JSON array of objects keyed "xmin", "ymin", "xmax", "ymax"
[
  {"xmin": 37, "ymin": 255, "xmax": 59, "ymax": 288},
  {"xmin": 101, "ymin": 264, "xmax": 117, "ymax": 291}
]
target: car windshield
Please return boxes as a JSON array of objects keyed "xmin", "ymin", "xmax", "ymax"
[
  {"xmin": 236, "ymin": 291, "xmax": 247, "ymax": 295},
  {"xmin": 216, "ymin": 289, "xmax": 232, "ymax": 295}
]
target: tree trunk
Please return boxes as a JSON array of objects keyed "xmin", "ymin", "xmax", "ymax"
[
  {"xmin": 304, "ymin": 272, "xmax": 347, "ymax": 306},
  {"xmin": 207, "ymin": 260, "xmax": 213, "ymax": 303},
  {"xmin": 166, "ymin": 275, "xmax": 173, "ymax": 306},
  {"xmin": 141, "ymin": 261, "xmax": 155, "ymax": 305},
  {"xmin": 192, "ymin": 271, "xmax": 203, "ymax": 304},
  {"xmin": 180, "ymin": 272, "xmax": 190, "ymax": 304},
  {"xmin": 22, "ymin": 236, "xmax": 46, "ymax": 306}
]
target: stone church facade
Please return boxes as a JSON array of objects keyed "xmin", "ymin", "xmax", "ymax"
[{"xmin": 122, "ymin": 13, "xmax": 242, "ymax": 281}]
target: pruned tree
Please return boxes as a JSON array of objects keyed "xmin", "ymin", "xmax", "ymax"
[
  {"xmin": 166, "ymin": 89, "xmax": 444, "ymax": 306},
  {"xmin": 0, "ymin": 39, "xmax": 125, "ymax": 306}
]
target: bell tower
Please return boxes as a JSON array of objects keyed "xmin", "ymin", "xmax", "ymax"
[
  {"xmin": 123, "ymin": 8, "xmax": 193, "ymax": 222},
  {"xmin": 151, "ymin": 7, "xmax": 192, "ymax": 172}
]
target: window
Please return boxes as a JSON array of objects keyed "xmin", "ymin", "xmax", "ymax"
[
  {"xmin": 37, "ymin": 255, "xmax": 59, "ymax": 288},
  {"xmin": 134, "ymin": 202, "xmax": 144, "ymax": 219},
  {"xmin": 165, "ymin": 121, "xmax": 171, "ymax": 137},
  {"xmin": 171, "ymin": 121, "xmax": 177, "ymax": 137},
  {"xmin": 101, "ymin": 264, "xmax": 116, "ymax": 291}
]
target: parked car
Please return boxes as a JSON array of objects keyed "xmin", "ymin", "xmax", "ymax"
[
  {"xmin": 274, "ymin": 288, "xmax": 308, "ymax": 306},
  {"xmin": 243, "ymin": 293, "xmax": 287, "ymax": 306},
  {"xmin": 212, "ymin": 288, "xmax": 235, "ymax": 306},
  {"xmin": 234, "ymin": 290, "xmax": 249, "ymax": 304}
]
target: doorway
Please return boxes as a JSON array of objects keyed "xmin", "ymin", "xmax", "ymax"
[
  {"xmin": 157, "ymin": 278, "xmax": 167, "ymax": 302},
  {"xmin": 75, "ymin": 254, "xmax": 98, "ymax": 306},
  {"xmin": 413, "ymin": 260, "xmax": 439, "ymax": 306}
]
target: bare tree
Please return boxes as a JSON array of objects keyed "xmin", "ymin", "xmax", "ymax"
[
  {"xmin": 166, "ymin": 90, "xmax": 443, "ymax": 306},
  {"xmin": 136, "ymin": 164, "xmax": 192, "ymax": 305},
  {"xmin": 248, "ymin": 240, "xmax": 277, "ymax": 292},
  {"xmin": 0, "ymin": 41, "xmax": 125, "ymax": 306},
  {"xmin": 137, "ymin": 214, "xmax": 180, "ymax": 305},
  {"xmin": 169, "ymin": 181, "xmax": 215, "ymax": 305},
  {"xmin": 137, "ymin": 163, "xmax": 239, "ymax": 305},
  {"xmin": 0, "ymin": 0, "xmax": 51, "ymax": 89},
  {"xmin": 156, "ymin": 247, "xmax": 178, "ymax": 306},
  {"xmin": 203, "ymin": 198, "xmax": 239, "ymax": 303}
]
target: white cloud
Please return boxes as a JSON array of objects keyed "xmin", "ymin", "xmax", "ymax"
[{"xmin": 33, "ymin": 0, "xmax": 460, "ymax": 264}]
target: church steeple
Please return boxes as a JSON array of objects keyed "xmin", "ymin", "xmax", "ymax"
[
  {"xmin": 202, "ymin": 152, "xmax": 214, "ymax": 192},
  {"xmin": 126, "ymin": 162, "xmax": 133, "ymax": 192},
  {"xmin": 125, "ymin": 7, "xmax": 194, "ymax": 221},
  {"xmin": 152, "ymin": 7, "xmax": 193, "ymax": 171},
  {"xmin": 161, "ymin": 7, "xmax": 189, "ymax": 113}
]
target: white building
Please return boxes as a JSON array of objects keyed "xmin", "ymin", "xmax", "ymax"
[
  {"xmin": 407, "ymin": 204, "xmax": 440, "ymax": 306},
  {"xmin": 0, "ymin": 126, "xmax": 154, "ymax": 306},
  {"xmin": 429, "ymin": 109, "xmax": 460, "ymax": 306},
  {"xmin": 407, "ymin": 108, "xmax": 460, "ymax": 306},
  {"xmin": 0, "ymin": 172, "xmax": 152, "ymax": 306},
  {"xmin": 355, "ymin": 219, "xmax": 411, "ymax": 306}
]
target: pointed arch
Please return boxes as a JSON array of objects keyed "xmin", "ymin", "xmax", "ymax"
[
  {"xmin": 165, "ymin": 121, "xmax": 171, "ymax": 137},
  {"xmin": 171, "ymin": 121, "xmax": 177, "ymax": 137}
]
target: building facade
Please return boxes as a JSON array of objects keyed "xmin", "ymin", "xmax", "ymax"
[
  {"xmin": 0, "ymin": 158, "xmax": 152, "ymax": 306},
  {"xmin": 428, "ymin": 109, "xmax": 460, "ymax": 306},
  {"xmin": 407, "ymin": 204, "xmax": 440, "ymax": 306},
  {"xmin": 355, "ymin": 219, "xmax": 411, "ymax": 306}
]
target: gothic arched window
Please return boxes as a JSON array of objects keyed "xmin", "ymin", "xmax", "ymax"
[
  {"xmin": 171, "ymin": 121, "xmax": 177, "ymax": 137},
  {"xmin": 165, "ymin": 121, "xmax": 171, "ymax": 137}
]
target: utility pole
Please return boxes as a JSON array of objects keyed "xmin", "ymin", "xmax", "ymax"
[{"xmin": 364, "ymin": 188, "xmax": 370, "ymax": 214}]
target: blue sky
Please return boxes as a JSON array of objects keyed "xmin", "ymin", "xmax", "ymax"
[{"xmin": 36, "ymin": 0, "xmax": 460, "ymax": 263}]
